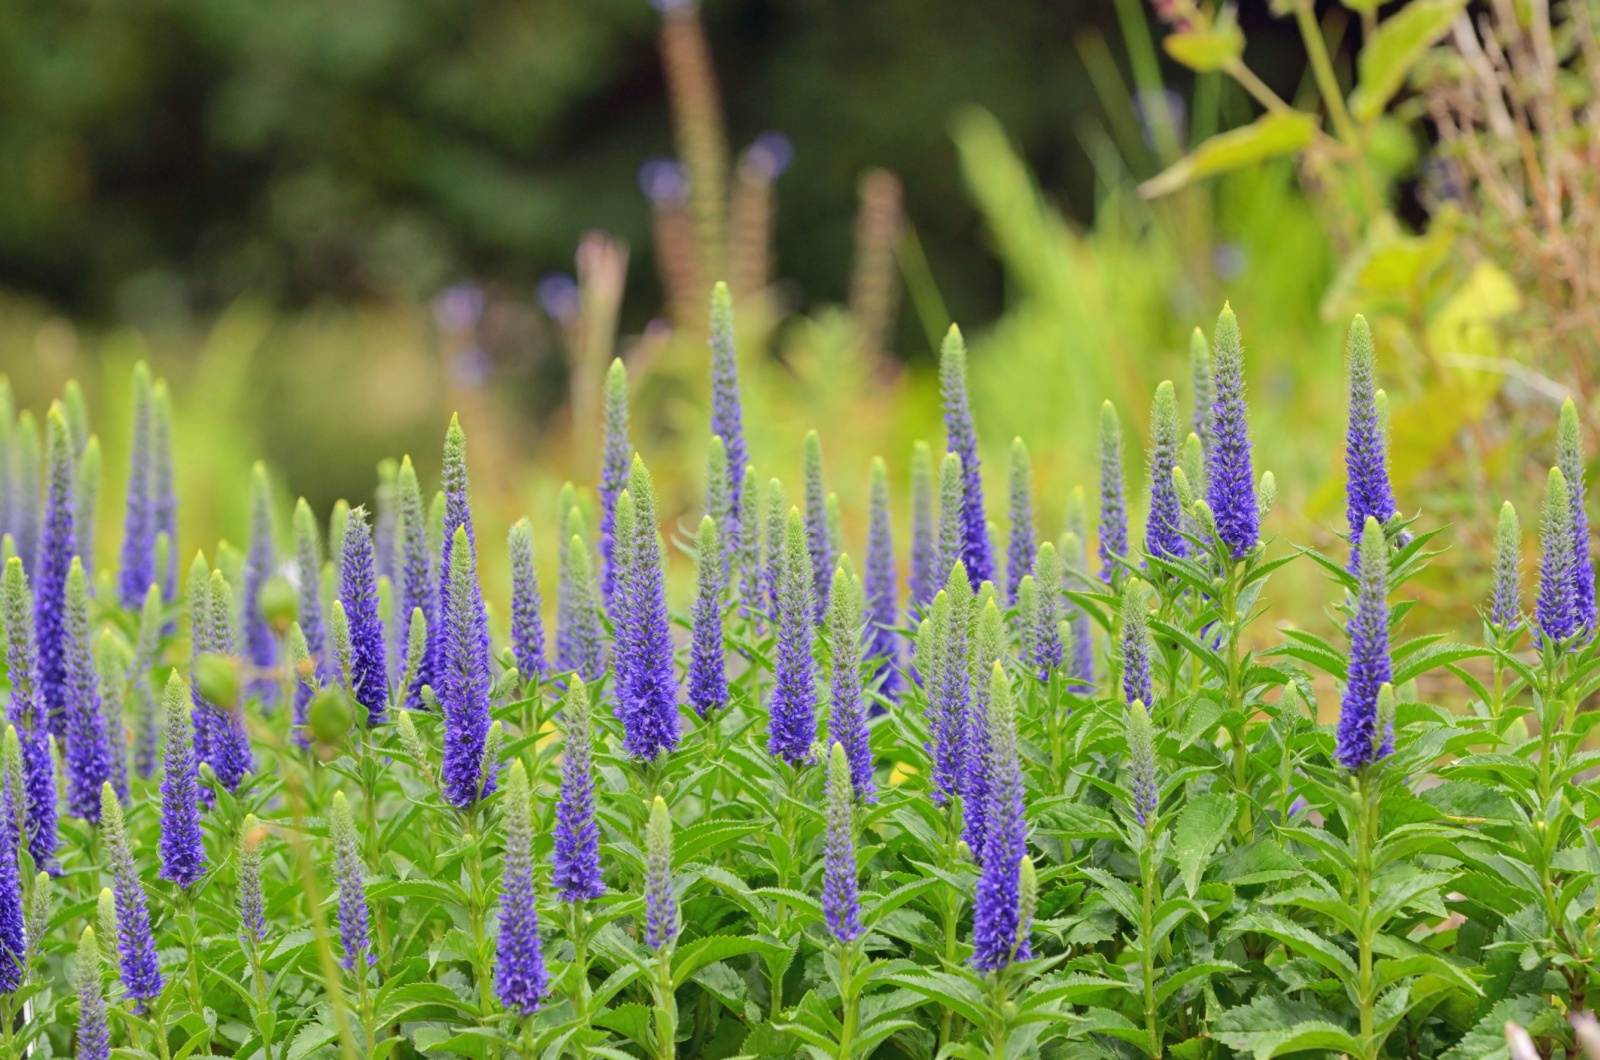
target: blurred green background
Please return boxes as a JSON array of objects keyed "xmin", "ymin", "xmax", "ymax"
[{"xmin": 0, "ymin": 0, "xmax": 1580, "ymax": 638}]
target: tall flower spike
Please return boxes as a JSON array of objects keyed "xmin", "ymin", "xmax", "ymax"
[
  {"xmin": 1537, "ymin": 467, "xmax": 1580, "ymax": 645},
  {"xmin": 937, "ymin": 451, "xmax": 965, "ymax": 587},
  {"xmin": 0, "ymin": 763, "xmax": 23, "ymax": 994},
  {"xmin": 598, "ymin": 359, "xmax": 632, "ymax": 606},
  {"xmin": 1189, "ymin": 326, "xmax": 1215, "ymax": 458},
  {"xmin": 433, "ymin": 414, "xmax": 485, "ymax": 700},
  {"xmin": 508, "ymin": 519, "xmax": 547, "ymax": 683},
  {"xmin": 768, "ymin": 509, "xmax": 818, "ymax": 764},
  {"xmin": 158, "ymin": 671, "xmax": 206, "ymax": 889},
  {"xmin": 95, "ymin": 632, "xmax": 129, "ymax": 800},
  {"xmin": 62, "ymin": 558, "xmax": 112, "ymax": 821},
  {"xmin": 709, "ymin": 283, "xmax": 748, "ymax": 561},
  {"xmin": 908, "ymin": 441, "xmax": 937, "ymax": 616},
  {"xmin": 374, "ymin": 458, "xmax": 399, "ymax": 583},
  {"xmin": 495, "ymin": 759, "xmax": 548, "ymax": 1015},
  {"xmin": 611, "ymin": 492, "xmax": 638, "ymax": 703},
  {"xmin": 923, "ymin": 563, "xmax": 972, "ymax": 805},
  {"xmin": 36, "ymin": 404, "xmax": 76, "ymax": 737},
  {"xmin": 1147, "ymin": 382, "xmax": 1187, "ymax": 561},
  {"xmin": 1126, "ymin": 699, "xmax": 1158, "ymax": 825},
  {"xmin": 803, "ymin": 431, "xmax": 832, "ymax": 620},
  {"xmin": 864, "ymin": 458, "xmax": 900, "ymax": 701},
  {"xmin": 186, "ymin": 551, "xmax": 213, "ymax": 768},
  {"xmin": 100, "ymin": 783, "xmax": 163, "ymax": 1003},
  {"xmin": 939, "ymin": 325, "xmax": 994, "ymax": 586},
  {"xmin": 764, "ymin": 478, "xmax": 787, "ymax": 622},
  {"xmin": 1029, "ymin": 542, "xmax": 1064, "ymax": 679},
  {"xmin": 1061, "ymin": 526, "xmax": 1094, "ymax": 691},
  {"xmin": 394, "ymin": 457, "xmax": 434, "ymax": 708},
  {"xmin": 826, "ymin": 558, "xmax": 874, "ymax": 800},
  {"xmin": 552, "ymin": 677, "xmax": 604, "ymax": 901},
  {"xmin": 971, "ymin": 663, "xmax": 1030, "ymax": 970},
  {"xmin": 328, "ymin": 500, "xmax": 351, "ymax": 587},
  {"xmin": 151, "ymin": 381, "xmax": 179, "ymax": 600},
  {"xmin": 341, "ymin": 510, "xmax": 389, "ymax": 726},
  {"xmin": 75, "ymin": 436, "xmax": 101, "ymax": 576},
  {"xmin": 1121, "ymin": 580, "xmax": 1152, "ymax": 709},
  {"xmin": 962, "ymin": 598, "xmax": 1004, "ymax": 863},
  {"xmin": 1005, "ymin": 438, "xmax": 1036, "ymax": 604},
  {"xmin": 1558, "ymin": 399, "xmax": 1596, "ymax": 632},
  {"xmin": 242, "ymin": 463, "xmax": 278, "ymax": 705},
  {"xmin": 643, "ymin": 796, "xmax": 676, "ymax": 950},
  {"xmin": 1205, "ymin": 304, "xmax": 1260, "ymax": 558},
  {"xmin": 62, "ymin": 381, "xmax": 89, "ymax": 453},
  {"xmin": 1, "ymin": 727, "xmax": 24, "ymax": 861},
  {"xmin": 75, "ymin": 926, "xmax": 110, "ymax": 1060},
  {"xmin": 205, "ymin": 571, "xmax": 255, "ymax": 790},
  {"xmin": 329, "ymin": 791, "xmax": 373, "ymax": 970},
  {"xmin": 13, "ymin": 412, "xmax": 40, "ymax": 576},
  {"xmin": 1097, "ymin": 401, "xmax": 1127, "ymax": 582},
  {"xmin": 292, "ymin": 499, "xmax": 326, "ymax": 741},
  {"xmin": 1336, "ymin": 517, "xmax": 1394, "ymax": 770},
  {"xmin": 4, "ymin": 557, "xmax": 56, "ymax": 868},
  {"xmin": 688, "ymin": 516, "xmax": 727, "ymax": 718},
  {"xmin": 1344, "ymin": 316, "xmax": 1397, "ymax": 563},
  {"xmin": 238, "ymin": 815, "xmax": 266, "ymax": 945},
  {"xmin": 704, "ymin": 435, "xmax": 730, "ymax": 573},
  {"xmin": 440, "ymin": 525, "xmax": 494, "ymax": 806},
  {"xmin": 558, "ymin": 518, "xmax": 605, "ymax": 683},
  {"xmin": 1492, "ymin": 501, "xmax": 1521, "ymax": 631},
  {"xmin": 821, "ymin": 742, "xmax": 862, "ymax": 944},
  {"xmin": 736, "ymin": 465, "xmax": 763, "ymax": 621},
  {"xmin": 615, "ymin": 458, "xmax": 680, "ymax": 760}
]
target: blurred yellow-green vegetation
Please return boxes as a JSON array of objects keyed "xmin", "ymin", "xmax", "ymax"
[{"xmin": 3, "ymin": 0, "xmax": 1594, "ymax": 640}]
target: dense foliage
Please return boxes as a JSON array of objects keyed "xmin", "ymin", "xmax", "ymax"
[{"xmin": 4, "ymin": 287, "xmax": 1600, "ymax": 1060}]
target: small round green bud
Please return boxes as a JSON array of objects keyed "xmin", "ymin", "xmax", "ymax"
[
  {"xmin": 308, "ymin": 686, "xmax": 354, "ymax": 745},
  {"xmin": 259, "ymin": 574, "xmax": 298, "ymax": 634},
  {"xmin": 194, "ymin": 653, "xmax": 240, "ymax": 708}
]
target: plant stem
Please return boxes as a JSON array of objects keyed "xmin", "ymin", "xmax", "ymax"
[
  {"xmin": 1354, "ymin": 766, "xmax": 1378, "ymax": 1060},
  {"xmin": 653, "ymin": 946, "xmax": 677, "ymax": 1060},
  {"xmin": 836, "ymin": 941, "xmax": 858, "ymax": 1060},
  {"xmin": 568, "ymin": 902, "xmax": 592, "ymax": 1056},
  {"xmin": 1139, "ymin": 830, "xmax": 1162, "ymax": 1059}
]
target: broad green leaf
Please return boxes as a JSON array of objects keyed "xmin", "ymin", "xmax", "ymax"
[
  {"xmin": 1350, "ymin": 0, "xmax": 1468, "ymax": 122},
  {"xmin": 1168, "ymin": 792, "xmax": 1236, "ymax": 897},
  {"xmin": 1163, "ymin": 23, "xmax": 1245, "ymax": 72},
  {"xmin": 1140, "ymin": 112, "xmax": 1317, "ymax": 198}
]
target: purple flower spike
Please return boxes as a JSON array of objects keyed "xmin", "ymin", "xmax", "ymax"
[
  {"xmin": 939, "ymin": 326, "xmax": 995, "ymax": 587},
  {"xmin": 864, "ymin": 458, "xmax": 901, "ymax": 701},
  {"xmin": 552, "ymin": 678, "xmax": 604, "ymax": 902},
  {"xmin": 100, "ymin": 784, "xmax": 164, "ymax": 1004},
  {"xmin": 803, "ymin": 431, "xmax": 833, "ymax": 621},
  {"xmin": 970, "ymin": 664, "xmax": 1031, "ymax": 971},
  {"xmin": 599, "ymin": 361, "xmax": 632, "ymax": 607},
  {"xmin": 821, "ymin": 743, "xmax": 862, "ymax": 944},
  {"xmin": 201, "ymin": 571, "xmax": 254, "ymax": 792},
  {"xmin": 688, "ymin": 517, "xmax": 728, "ymax": 718},
  {"xmin": 709, "ymin": 283, "xmax": 748, "ymax": 563},
  {"xmin": 1344, "ymin": 316, "xmax": 1397, "ymax": 567},
  {"xmin": 508, "ymin": 519, "xmax": 547, "ymax": 683},
  {"xmin": 242, "ymin": 463, "xmax": 278, "ymax": 706},
  {"xmin": 1537, "ymin": 467, "xmax": 1580, "ymax": 646},
  {"xmin": 1097, "ymin": 402, "xmax": 1127, "ymax": 582},
  {"xmin": 36, "ymin": 405, "xmax": 76, "ymax": 738},
  {"xmin": 1204, "ymin": 305, "xmax": 1259, "ymax": 559},
  {"xmin": 1005, "ymin": 439, "xmax": 1036, "ymax": 604},
  {"xmin": 395, "ymin": 458, "xmax": 435, "ymax": 708},
  {"xmin": 436, "ymin": 417, "xmax": 494, "ymax": 807},
  {"xmin": 1126, "ymin": 699, "xmax": 1158, "ymax": 825},
  {"xmin": 1491, "ymin": 501, "xmax": 1521, "ymax": 631},
  {"xmin": 292, "ymin": 499, "xmax": 325, "ymax": 744},
  {"xmin": 826, "ymin": 559, "xmax": 874, "ymax": 801},
  {"xmin": 62, "ymin": 559, "xmax": 112, "ymax": 822},
  {"xmin": 0, "ymin": 771, "xmax": 25, "ymax": 993},
  {"xmin": 158, "ymin": 671, "xmax": 207, "ymax": 890},
  {"xmin": 119, "ymin": 363, "xmax": 157, "ymax": 610},
  {"xmin": 495, "ymin": 760, "xmax": 548, "ymax": 1015},
  {"xmin": 1558, "ymin": 399, "xmax": 1596, "ymax": 632},
  {"xmin": 767, "ymin": 509, "xmax": 818, "ymax": 765},
  {"xmin": 916, "ymin": 564, "xmax": 972, "ymax": 806},
  {"xmin": 1120, "ymin": 581, "xmax": 1152, "ymax": 709},
  {"xmin": 643, "ymin": 796, "xmax": 676, "ymax": 950},
  {"xmin": 329, "ymin": 792, "xmax": 374, "ymax": 971},
  {"xmin": 612, "ymin": 458, "xmax": 680, "ymax": 761},
  {"xmin": 152, "ymin": 383, "xmax": 179, "ymax": 602},
  {"xmin": 4, "ymin": 557, "xmax": 57, "ymax": 870},
  {"xmin": 75, "ymin": 927, "xmax": 110, "ymax": 1060},
  {"xmin": 1146, "ymin": 383, "xmax": 1187, "ymax": 561},
  {"xmin": 1336, "ymin": 518, "xmax": 1394, "ymax": 770},
  {"xmin": 908, "ymin": 443, "xmax": 937, "ymax": 618},
  {"xmin": 340, "ymin": 509, "xmax": 389, "ymax": 726}
]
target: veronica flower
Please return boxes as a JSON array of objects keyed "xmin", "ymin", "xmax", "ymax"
[
  {"xmin": 394, "ymin": 458, "xmax": 433, "ymax": 708},
  {"xmin": 962, "ymin": 598, "xmax": 1004, "ymax": 863},
  {"xmin": 971, "ymin": 663, "xmax": 1031, "ymax": 971},
  {"xmin": 764, "ymin": 478, "xmax": 787, "ymax": 623},
  {"xmin": 1344, "ymin": 316, "xmax": 1397, "ymax": 566},
  {"xmin": 1491, "ymin": 501, "xmax": 1521, "ymax": 631},
  {"xmin": 826, "ymin": 559, "xmax": 874, "ymax": 801},
  {"xmin": 1125, "ymin": 699, "xmax": 1158, "ymax": 825},
  {"xmin": 643, "ymin": 796, "xmax": 676, "ymax": 950},
  {"xmin": 921, "ymin": 564, "xmax": 972, "ymax": 805},
  {"xmin": 736, "ymin": 465, "xmax": 764, "ymax": 622},
  {"xmin": 238, "ymin": 814, "xmax": 266, "ymax": 945},
  {"xmin": 939, "ymin": 326, "xmax": 994, "ymax": 586},
  {"xmin": 75, "ymin": 926, "xmax": 109, "ymax": 1060},
  {"xmin": 1558, "ymin": 398, "xmax": 1596, "ymax": 632},
  {"xmin": 95, "ymin": 632, "xmax": 128, "ymax": 801},
  {"xmin": 598, "ymin": 359, "xmax": 632, "ymax": 606},
  {"xmin": 688, "ymin": 516, "xmax": 727, "ymax": 718},
  {"xmin": 802, "ymin": 431, "xmax": 833, "ymax": 620},
  {"xmin": 62, "ymin": 558, "xmax": 112, "ymax": 821},
  {"xmin": 821, "ymin": 743, "xmax": 862, "ymax": 944},
  {"xmin": 100, "ymin": 783, "xmax": 163, "ymax": 1003},
  {"xmin": 203, "ymin": 571, "xmax": 254, "ymax": 791},
  {"xmin": 329, "ymin": 791, "xmax": 373, "ymax": 970},
  {"xmin": 1097, "ymin": 401, "xmax": 1127, "ymax": 582},
  {"xmin": 703, "ymin": 436, "xmax": 730, "ymax": 573},
  {"xmin": 1205, "ymin": 305, "xmax": 1259, "ymax": 558},
  {"xmin": 1537, "ymin": 467, "xmax": 1580, "ymax": 645},
  {"xmin": 13, "ymin": 412, "xmax": 39, "ymax": 577},
  {"xmin": 495, "ymin": 759, "xmax": 548, "ymax": 1015},
  {"xmin": 1190, "ymin": 327, "xmax": 1215, "ymax": 459},
  {"xmin": 1146, "ymin": 382, "xmax": 1187, "ymax": 561},
  {"xmin": 508, "ymin": 519, "xmax": 546, "ymax": 683},
  {"xmin": 937, "ymin": 452, "xmax": 965, "ymax": 587},
  {"xmin": 613, "ymin": 458, "xmax": 679, "ymax": 760},
  {"xmin": 152, "ymin": 382, "xmax": 179, "ymax": 601},
  {"xmin": 1005, "ymin": 438, "xmax": 1036, "ymax": 604},
  {"xmin": 61, "ymin": 381, "xmax": 88, "ymax": 453},
  {"xmin": 557, "ymin": 519, "xmax": 605, "ymax": 683},
  {"xmin": 552, "ymin": 677, "xmax": 604, "ymax": 902},
  {"xmin": 340, "ymin": 510, "xmax": 388, "ymax": 726},
  {"xmin": 1030, "ymin": 543, "xmax": 1065, "ymax": 679},
  {"xmin": 768, "ymin": 509, "xmax": 818, "ymax": 764},
  {"xmin": 0, "ymin": 767, "xmax": 23, "ymax": 994},
  {"xmin": 864, "ymin": 457, "xmax": 900, "ymax": 701},
  {"xmin": 437, "ymin": 418, "xmax": 494, "ymax": 806},
  {"xmin": 908, "ymin": 442, "xmax": 937, "ymax": 616},
  {"xmin": 1336, "ymin": 517, "xmax": 1393, "ymax": 770},
  {"xmin": 1121, "ymin": 580, "xmax": 1152, "ymax": 709},
  {"xmin": 36, "ymin": 405, "xmax": 76, "ymax": 737},
  {"xmin": 158, "ymin": 671, "xmax": 206, "ymax": 889},
  {"xmin": 290, "ymin": 499, "xmax": 325, "ymax": 743},
  {"xmin": 3, "ymin": 557, "xmax": 56, "ymax": 869},
  {"xmin": 186, "ymin": 551, "xmax": 214, "ymax": 771},
  {"xmin": 75, "ymin": 437, "xmax": 100, "ymax": 576},
  {"xmin": 709, "ymin": 283, "xmax": 748, "ymax": 561},
  {"xmin": 242, "ymin": 463, "xmax": 278, "ymax": 705}
]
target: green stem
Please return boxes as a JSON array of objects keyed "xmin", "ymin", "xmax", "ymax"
[
  {"xmin": 1140, "ymin": 831, "xmax": 1161, "ymax": 1059},
  {"xmin": 568, "ymin": 903, "xmax": 593, "ymax": 1056},
  {"xmin": 986, "ymin": 969, "xmax": 1012, "ymax": 1060},
  {"xmin": 178, "ymin": 894, "xmax": 206, "ymax": 1018},
  {"xmin": 1354, "ymin": 767, "xmax": 1378, "ymax": 1059},
  {"xmin": 1223, "ymin": 561, "xmax": 1252, "ymax": 837},
  {"xmin": 249, "ymin": 942, "xmax": 276, "ymax": 1060},
  {"xmin": 836, "ymin": 941, "xmax": 859, "ymax": 1060},
  {"xmin": 1289, "ymin": 0, "xmax": 1384, "ymax": 220},
  {"xmin": 463, "ymin": 819, "xmax": 495, "ymax": 1018},
  {"xmin": 355, "ymin": 959, "xmax": 378, "ymax": 1049},
  {"xmin": 654, "ymin": 947, "xmax": 677, "ymax": 1060}
]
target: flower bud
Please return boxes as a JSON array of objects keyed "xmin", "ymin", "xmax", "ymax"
[
  {"xmin": 194, "ymin": 653, "xmax": 240, "ymax": 708},
  {"xmin": 308, "ymin": 685, "xmax": 354, "ymax": 745},
  {"xmin": 259, "ymin": 573, "xmax": 298, "ymax": 635}
]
